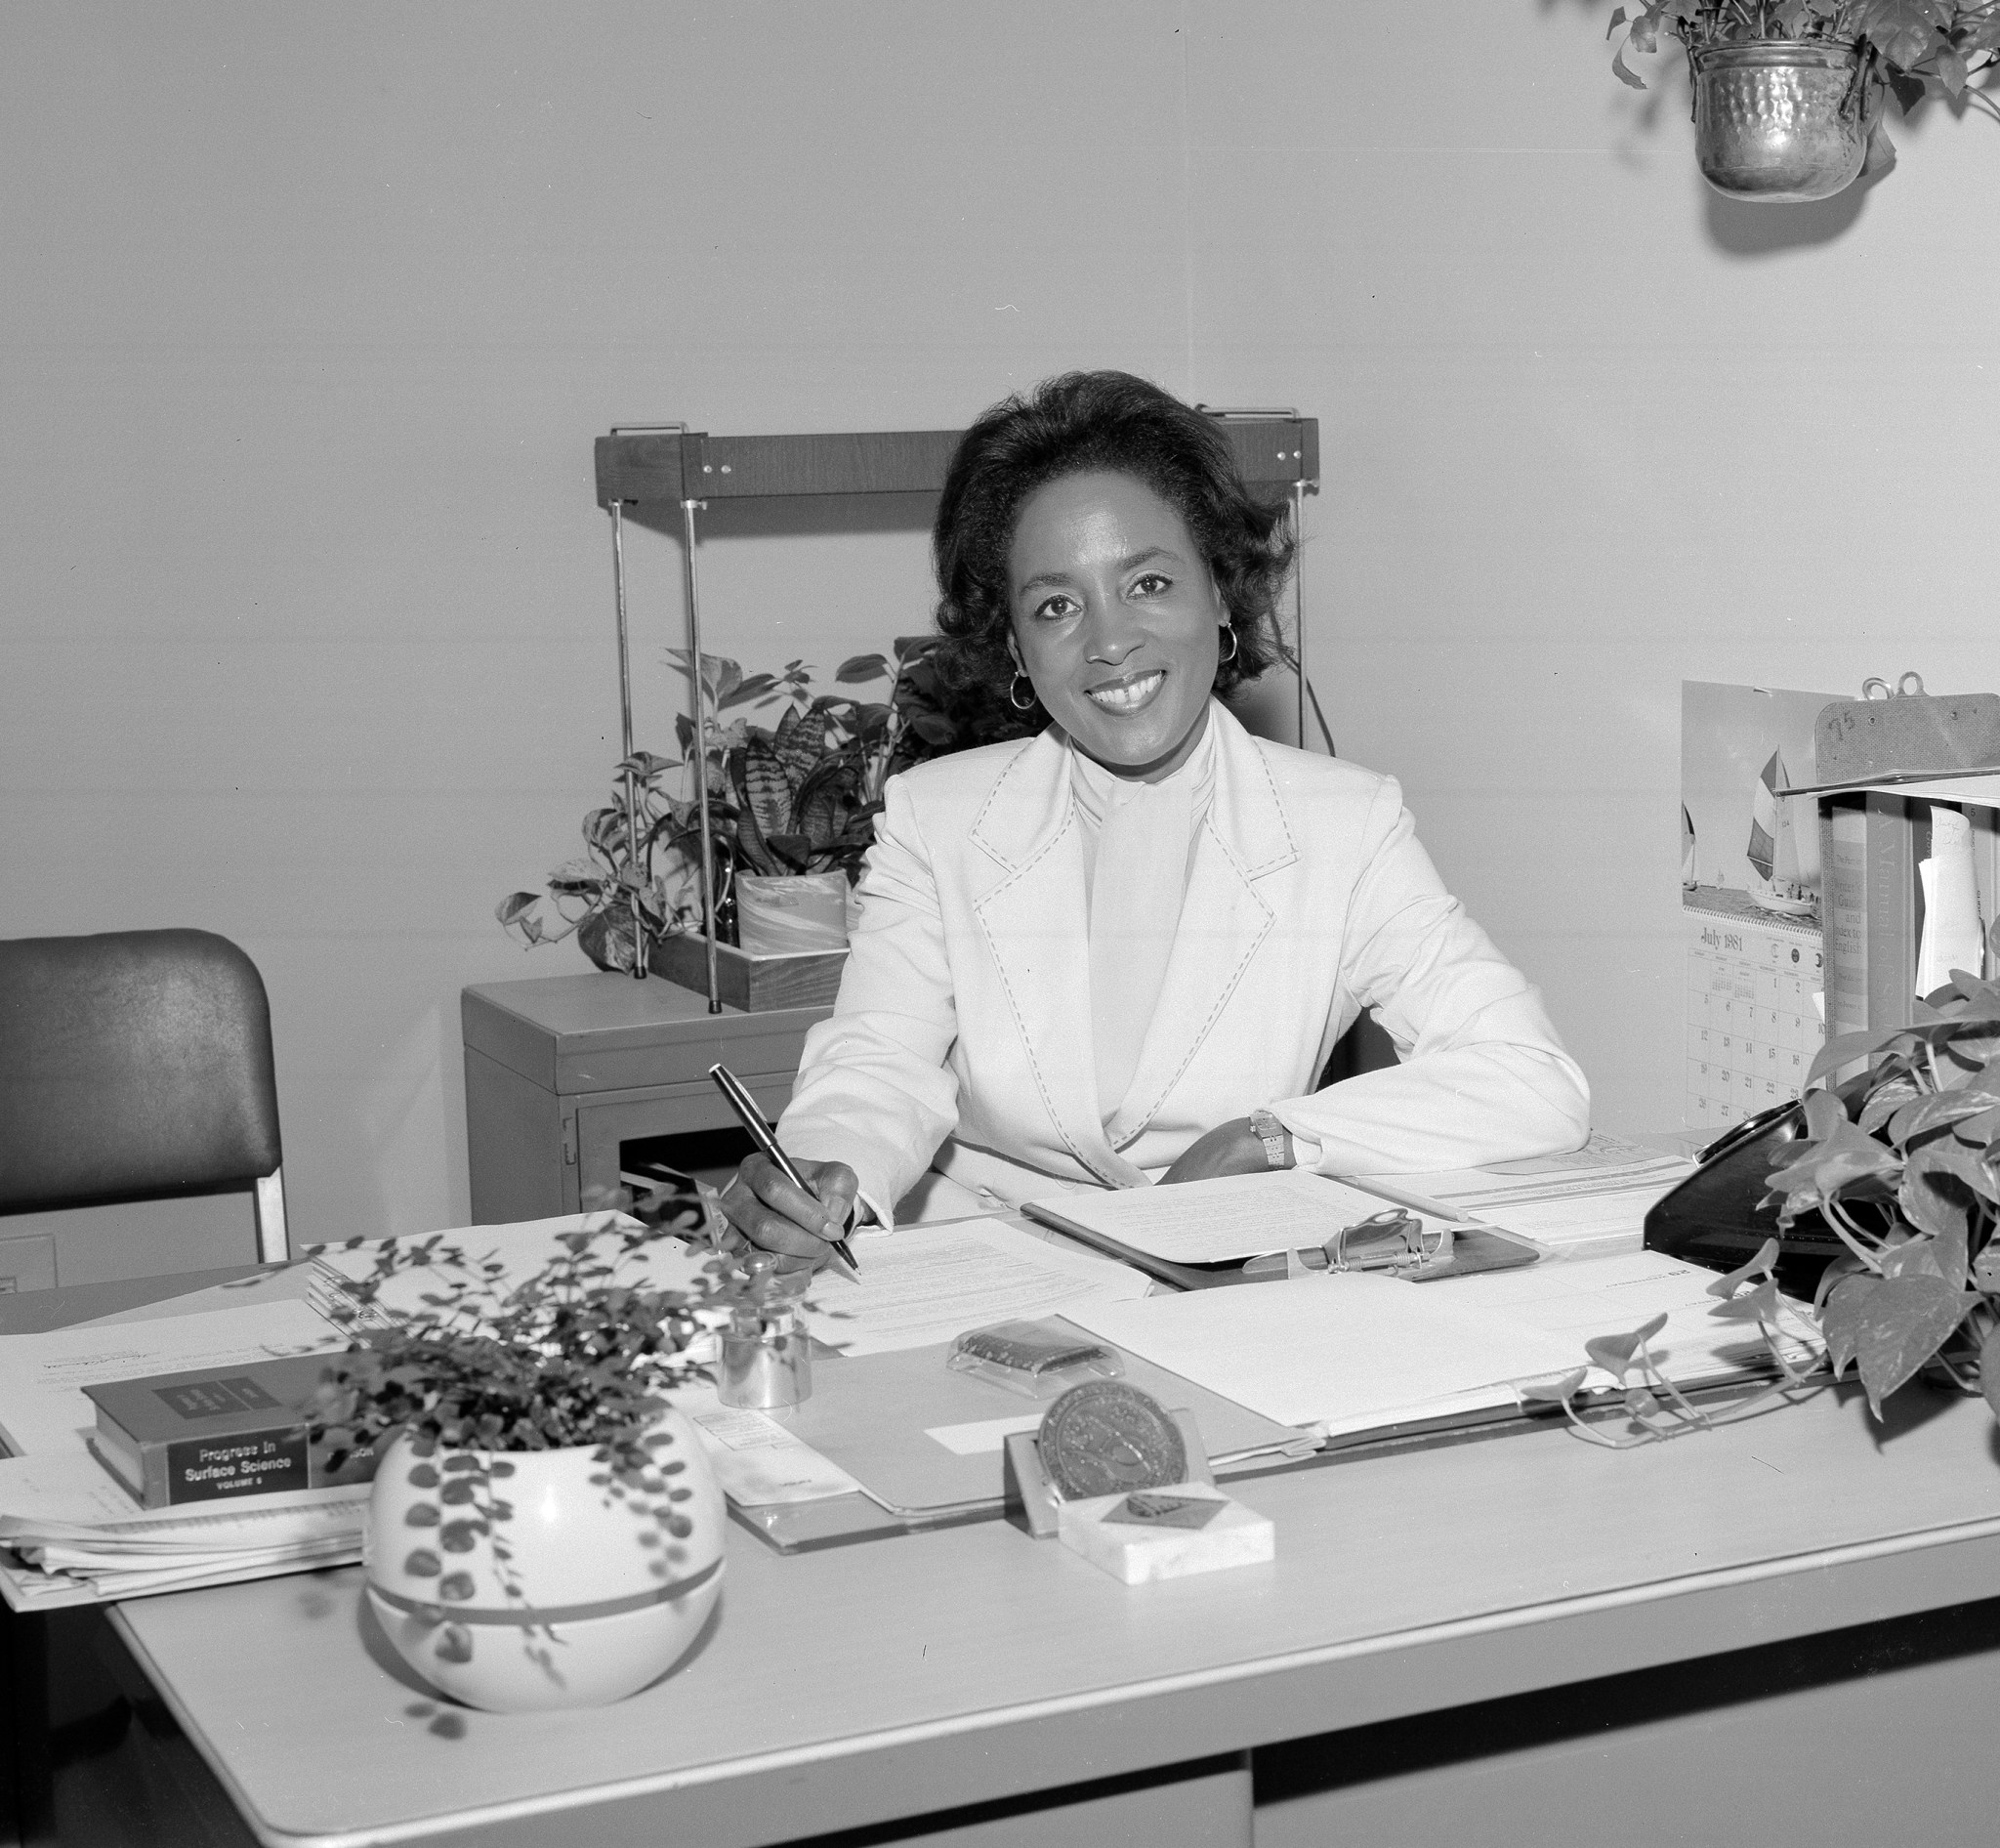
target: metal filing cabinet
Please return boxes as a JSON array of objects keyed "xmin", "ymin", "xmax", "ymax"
[{"xmin": 460, "ymin": 974, "xmax": 829, "ymax": 1223}]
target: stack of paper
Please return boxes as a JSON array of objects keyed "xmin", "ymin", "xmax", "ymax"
[
  {"xmin": 1355, "ymin": 1131, "xmax": 1698, "ymax": 1261},
  {"xmin": 0, "ymin": 1298, "xmax": 361, "ymax": 1609},
  {"xmin": 1065, "ymin": 1251, "xmax": 1820, "ymax": 1445}
]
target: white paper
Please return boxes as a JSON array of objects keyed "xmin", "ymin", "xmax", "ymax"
[
  {"xmin": 1066, "ymin": 1273, "xmax": 1584, "ymax": 1431},
  {"xmin": 1023, "ymin": 1169, "xmax": 1436, "ymax": 1264},
  {"xmin": 677, "ymin": 1384, "xmax": 861, "ymax": 1507},
  {"xmin": 1454, "ymin": 1250, "xmax": 1820, "ymax": 1388},
  {"xmin": 1354, "ymin": 1132, "xmax": 1696, "ymax": 1258},
  {"xmin": 798, "ymin": 1217, "xmax": 1149, "ymax": 1357},
  {"xmin": 0, "ymin": 1299, "xmax": 349, "ymax": 1460},
  {"xmin": 1916, "ymin": 807, "xmax": 1985, "ymax": 995},
  {"xmin": 924, "ymin": 1414, "xmax": 1045, "ymax": 1456}
]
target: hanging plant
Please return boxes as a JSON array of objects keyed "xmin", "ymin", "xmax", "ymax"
[{"xmin": 1608, "ymin": 3, "xmax": 2000, "ymax": 200}]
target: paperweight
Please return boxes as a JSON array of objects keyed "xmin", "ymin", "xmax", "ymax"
[{"xmin": 1037, "ymin": 1380, "xmax": 1188, "ymax": 1500}]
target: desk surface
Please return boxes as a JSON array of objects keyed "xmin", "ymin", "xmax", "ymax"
[{"xmin": 111, "ymin": 1377, "xmax": 2000, "ymax": 1848}]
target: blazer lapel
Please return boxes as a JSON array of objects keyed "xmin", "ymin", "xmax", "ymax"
[
  {"xmin": 970, "ymin": 735, "xmax": 1148, "ymax": 1188},
  {"xmin": 1103, "ymin": 708, "xmax": 1299, "ymax": 1149}
]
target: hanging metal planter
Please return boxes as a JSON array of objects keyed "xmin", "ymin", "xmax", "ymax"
[{"xmin": 1689, "ymin": 39, "xmax": 1876, "ymax": 202}]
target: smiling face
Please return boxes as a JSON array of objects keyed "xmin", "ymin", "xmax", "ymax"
[{"xmin": 1007, "ymin": 470, "xmax": 1225, "ymax": 780}]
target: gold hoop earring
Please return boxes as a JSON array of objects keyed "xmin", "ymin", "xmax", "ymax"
[
  {"xmin": 1008, "ymin": 671, "xmax": 1037, "ymax": 713},
  {"xmin": 1217, "ymin": 624, "xmax": 1239, "ymax": 666}
]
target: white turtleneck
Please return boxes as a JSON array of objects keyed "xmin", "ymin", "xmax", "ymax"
[{"xmin": 1062, "ymin": 707, "xmax": 1220, "ymax": 1122}]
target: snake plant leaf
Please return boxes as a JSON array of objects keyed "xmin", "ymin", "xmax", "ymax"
[
  {"xmin": 1584, "ymin": 1312, "xmax": 1670, "ymax": 1380},
  {"xmin": 770, "ymin": 707, "xmax": 825, "ymax": 792},
  {"xmin": 1705, "ymin": 1238, "xmax": 1781, "ymax": 1298},
  {"xmin": 735, "ymin": 735, "xmax": 798, "ymax": 834},
  {"xmin": 727, "ymin": 752, "xmax": 785, "ymax": 878},
  {"xmin": 1849, "ymin": 1274, "xmax": 1981, "ymax": 1418}
]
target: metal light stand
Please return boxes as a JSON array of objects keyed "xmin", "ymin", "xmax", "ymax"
[
  {"xmin": 1291, "ymin": 478, "xmax": 1308, "ymax": 753},
  {"xmin": 607, "ymin": 499, "xmax": 647, "ymax": 979},
  {"xmin": 681, "ymin": 497, "xmax": 721, "ymax": 1014}
]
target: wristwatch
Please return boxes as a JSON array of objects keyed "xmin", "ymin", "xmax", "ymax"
[{"xmin": 1248, "ymin": 1108, "xmax": 1292, "ymax": 1170}]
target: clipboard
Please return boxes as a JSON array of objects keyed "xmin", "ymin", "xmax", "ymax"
[{"xmin": 1019, "ymin": 1200, "xmax": 1540, "ymax": 1290}]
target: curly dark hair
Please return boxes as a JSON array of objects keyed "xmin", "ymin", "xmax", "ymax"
[{"xmin": 930, "ymin": 371, "xmax": 1295, "ymax": 714}]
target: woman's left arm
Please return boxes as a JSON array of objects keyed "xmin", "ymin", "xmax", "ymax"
[{"xmin": 1258, "ymin": 778, "xmax": 1590, "ymax": 1176}]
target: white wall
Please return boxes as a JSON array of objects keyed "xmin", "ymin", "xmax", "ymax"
[{"xmin": 4, "ymin": 2, "xmax": 1997, "ymax": 1273}]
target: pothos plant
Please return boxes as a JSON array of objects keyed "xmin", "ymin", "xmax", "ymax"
[
  {"xmin": 1610, "ymin": 2, "xmax": 2000, "ymax": 118},
  {"xmin": 1519, "ymin": 945, "xmax": 2000, "ymax": 1448}
]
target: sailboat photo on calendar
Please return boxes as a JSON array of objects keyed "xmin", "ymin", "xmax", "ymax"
[{"xmin": 1680, "ymin": 683, "xmax": 1837, "ymax": 1138}]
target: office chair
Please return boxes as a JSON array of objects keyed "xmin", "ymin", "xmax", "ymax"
[
  {"xmin": 0, "ymin": 929, "xmax": 289, "ymax": 1263},
  {"xmin": 1318, "ymin": 1009, "xmax": 1399, "ymax": 1088}
]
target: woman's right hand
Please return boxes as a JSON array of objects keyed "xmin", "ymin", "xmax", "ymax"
[{"xmin": 718, "ymin": 1154, "xmax": 860, "ymax": 1270}]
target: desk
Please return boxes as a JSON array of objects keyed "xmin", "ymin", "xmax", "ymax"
[
  {"xmin": 460, "ymin": 974, "xmax": 829, "ymax": 1223},
  {"xmin": 85, "ymin": 1373, "xmax": 2000, "ymax": 1847}
]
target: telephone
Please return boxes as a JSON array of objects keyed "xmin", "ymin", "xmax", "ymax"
[{"xmin": 1643, "ymin": 1095, "xmax": 1854, "ymax": 1298}]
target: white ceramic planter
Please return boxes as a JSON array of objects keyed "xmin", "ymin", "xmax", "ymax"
[{"xmin": 363, "ymin": 1411, "xmax": 724, "ymax": 1712}]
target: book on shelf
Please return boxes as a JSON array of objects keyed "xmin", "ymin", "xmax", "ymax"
[
  {"xmin": 1819, "ymin": 791, "xmax": 1929, "ymax": 1044},
  {"xmin": 82, "ymin": 1351, "xmax": 378, "ymax": 1510}
]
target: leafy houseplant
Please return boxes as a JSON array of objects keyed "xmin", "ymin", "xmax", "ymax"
[
  {"xmin": 1609, "ymin": 3, "xmax": 2000, "ymax": 199},
  {"xmin": 310, "ymin": 1191, "xmax": 802, "ymax": 1714},
  {"xmin": 1758, "ymin": 957, "xmax": 2000, "ymax": 1420},
  {"xmin": 497, "ymin": 637, "xmax": 1033, "ymax": 973}
]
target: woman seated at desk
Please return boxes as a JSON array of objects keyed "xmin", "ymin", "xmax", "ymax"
[{"xmin": 723, "ymin": 370, "xmax": 1587, "ymax": 1263}]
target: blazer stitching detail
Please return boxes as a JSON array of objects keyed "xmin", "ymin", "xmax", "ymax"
[
  {"xmin": 1240, "ymin": 739, "xmax": 1302, "ymax": 877},
  {"xmin": 971, "ymin": 818, "xmax": 1121, "ymax": 1188},
  {"xmin": 966, "ymin": 736, "xmax": 1045, "ymax": 872}
]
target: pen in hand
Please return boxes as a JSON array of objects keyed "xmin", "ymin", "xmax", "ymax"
[{"xmin": 707, "ymin": 1063, "xmax": 860, "ymax": 1275}]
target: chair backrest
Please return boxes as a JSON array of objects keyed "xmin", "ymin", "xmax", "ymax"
[
  {"xmin": 1317, "ymin": 1010, "xmax": 1399, "ymax": 1089},
  {"xmin": 0, "ymin": 930, "xmax": 285, "ymax": 1256}
]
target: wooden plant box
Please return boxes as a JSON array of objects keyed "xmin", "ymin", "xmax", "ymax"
[{"xmin": 648, "ymin": 932, "xmax": 848, "ymax": 1012}]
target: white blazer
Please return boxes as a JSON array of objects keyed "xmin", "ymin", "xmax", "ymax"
[{"xmin": 778, "ymin": 703, "xmax": 1588, "ymax": 1223}]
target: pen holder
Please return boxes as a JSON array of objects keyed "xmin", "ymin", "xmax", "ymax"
[{"xmin": 718, "ymin": 1309, "xmax": 812, "ymax": 1410}]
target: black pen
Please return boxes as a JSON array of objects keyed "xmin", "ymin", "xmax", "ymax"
[{"xmin": 707, "ymin": 1063, "xmax": 859, "ymax": 1275}]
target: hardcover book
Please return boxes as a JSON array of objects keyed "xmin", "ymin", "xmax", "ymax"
[{"xmin": 83, "ymin": 1351, "xmax": 378, "ymax": 1509}]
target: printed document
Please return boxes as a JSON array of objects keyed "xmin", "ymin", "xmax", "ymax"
[
  {"xmin": 1021, "ymin": 1169, "xmax": 1443, "ymax": 1264},
  {"xmin": 799, "ymin": 1217, "xmax": 1149, "ymax": 1356},
  {"xmin": 677, "ymin": 1382, "xmax": 862, "ymax": 1506}
]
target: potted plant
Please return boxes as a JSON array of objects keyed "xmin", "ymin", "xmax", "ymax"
[
  {"xmin": 1608, "ymin": 3, "xmax": 2000, "ymax": 201},
  {"xmin": 310, "ymin": 1192, "xmax": 796, "ymax": 1714},
  {"xmin": 1757, "ymin": 958, "xmax": 2000, "ymax": 1419},
  {"xmin": 1513, "ymin": 941, "xmax": 2000, "ymax": 1449},
  {"xmin": 498, "ymin": 638, "xmax": 1033, "ymax": 978}
]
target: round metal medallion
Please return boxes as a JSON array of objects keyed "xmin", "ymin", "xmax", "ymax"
[{"xmin": 1038, "ymin": 1380, "xmax": 1187, "ymax": 1500}]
